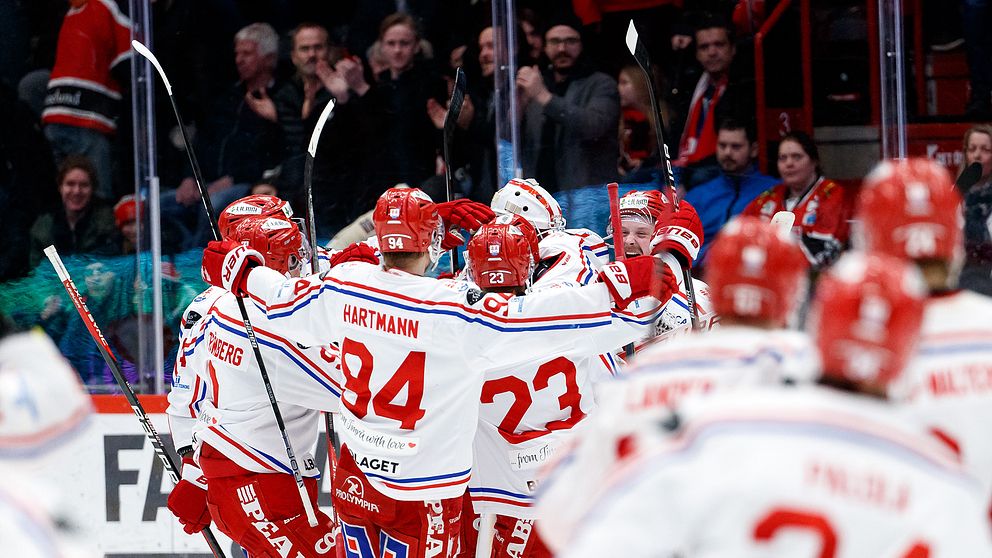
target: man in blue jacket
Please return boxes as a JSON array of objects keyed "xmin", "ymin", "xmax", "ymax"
[{"xmin": 685, "ymin": 118, "xmax": 777, "ymax": 269}]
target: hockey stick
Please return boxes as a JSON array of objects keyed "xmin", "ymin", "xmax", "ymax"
[
  {"xmin": 625, "ymin": 21, "xmax": 701, "ymax": 331},
  {"xmin": 607, "ymin": 182, "xmax": 636, "ymax": 358},
  {"xmin": 956, "ymin": 162, "xmax": 983, "ymax": 193},
  {"xmin": 475, "ymin": 512, "xmax": 497, "ymax": 558},
  {"xmin": 45, "ymin": 246, "xmax": 228, "ymax": 558},
  {"xmin": 303, "ymin": 98, "xmax": 341, "ymax": 526},
  {"xmin": 442, "ymin": 67, "xmax": 467, "ymax": 272},
  {"xmin": 133, "ymin": 40, "xmax": 320, "ymax": 527}
]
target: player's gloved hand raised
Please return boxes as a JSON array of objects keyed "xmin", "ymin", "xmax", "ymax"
[
  {"xmin": 650, "ymin": 200, "xmax": 703, "ymax": 267},
  {"xmin": 201, "ymin": 240, "xmax": 263, "ymax": 296},
  {"xmin": 329, "ymin": 242, "xmax": 379, "ymax": 268},
  {"xmin": 436, "ymin": 200, "xmax": 495, "ymax": 233},
  {"xmin": 436, "ymin": 199, "xmax": 495, "ymax": 249},
  {"xmin": 167, "ymin": 456, "xmax": 211, "ymax": 535},
  {"xmin": 598, "ymin": 255, "xmax": 678, "ymax": 310}
]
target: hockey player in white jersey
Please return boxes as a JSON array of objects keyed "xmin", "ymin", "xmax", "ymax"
[
  {"xmin": 166, "ymin": 215, "xmax": 341, "ymax": 557},
  {"xmin": 535, "ymin": 216, "xmax": 816, "ymax": 550},
  {"xmin": 0, "ymin": 326, "xmax": 98, "ymax": 558},
  {"xmin": 462, "ymin": 219, "xmax": 677, "ymax": 558},
  {"xmin": 554, "ymin": 252, "xmax": 992, "ymax": 558},
  {"xmin": 859, "ymin": 158, "xmax": 992, "ymax": 503},
  {"xmin": 611, "ymin": 189, "xmax": 717, "ymax": 344},
  {"xmin": 198, "ymin": 186, "xmax": 672, "ymax": 558}
]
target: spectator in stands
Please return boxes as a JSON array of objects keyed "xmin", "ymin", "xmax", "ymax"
[
  {"xmin": 274, "ymin": 22, "xmax": 371, "ymax": 233},
  {"xmin": 672, "ymin": 16, "xmax": 755, "ymax": 191},
  {"xmin": 113, "ymin": 194, "xmax": 142, "ymax": 255},
  {"xmin": 364, "ymin": 13, "xmax": 446, "ymax": 197},
  {"xmin": 685, "ymin": 118, "xmax": 777, "ymax": 269},
  {"xmin": 959, "ymin": 125, "xmax": 992, "ymax": 295},
  {"xmin": 741, "ymin": 131, "xmax": 851, "ymax": 270},
  {"xmin": 519, "ymin": 12, "xmax": 620, "ymax": 192},
  {"xmin": 29, "ymin": 155, "xmax": 117, "ymax": 268},
  {"xmin": 42, "ymin": 0, "xmax": 132, "ymax": 201},
  {"xmin": 162, "ymin": 22, "xmax": 285, "ymax": 248},
  {"xmin": 520, "ymin": 8, "xmax": 544, "ymax": 65},
  {"xmin": 617, "ymin": 64, "xmax": 658, "ymax": 181},
  {"xmin": 0, "ymin": 82, "xmax": 57, "ymax": 281}
]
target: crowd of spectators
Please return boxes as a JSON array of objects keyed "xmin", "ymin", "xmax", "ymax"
[{"xmin": 0, "ymin": 0, "xmax": 990, "ymax": 293}]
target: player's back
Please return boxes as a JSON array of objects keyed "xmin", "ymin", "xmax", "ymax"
[
  {"xmin": 560, "ymin": 386, "xmax": 992, "ymax": 558},
  {"xmin": 184, "ymin": 292, "xmax": 338, "ymax": 477},
  {"xmin": 535, "ymin": 325, "xmax": 818, "ymax": 547},
  {"xmin": 894, "ymin": 289, "xmax": 992, "ymax": 497}
]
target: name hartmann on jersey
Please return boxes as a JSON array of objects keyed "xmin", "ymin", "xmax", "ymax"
[{"xmin": 342, "ymin": 304, "xmax": 420, "ymax": 339}]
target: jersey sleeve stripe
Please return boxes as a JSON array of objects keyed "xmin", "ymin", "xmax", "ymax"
[
  {"xmin": 208, "ymin": 425, "xmax": 283, "ymax": 473},
  {"xmin": 257, "ymin": 278, "xmax": 616, "ymax": 333},
  {"xmin": 209, "ymin": 313, "xmax": 342, "ymax": 396}
]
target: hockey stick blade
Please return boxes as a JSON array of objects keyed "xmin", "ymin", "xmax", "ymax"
[
  {"xmin": 956, "ymin": 162, "xmax": 983, "ymax": 193},
  {"xmin": 307, "ymin": 99, "xmax": 336, "ymax": 159},
  {"xmin": 443, "ymin": 68, "xmax": 467, "ymax": 137},
  {"xmin": 132, "ymin": 40, "xmax": 172, "ymax": 95},
  {"xmin": 770, "ymin": 211, "xmax": 796, "ymax": 234},
  {"xmin": 45, "ymin": 245, "xmax": 229, "ymax": 558}
]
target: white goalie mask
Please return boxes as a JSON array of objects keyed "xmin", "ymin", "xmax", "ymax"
[{"xmin": 491, "ymin": 178, "xmax": 566, "ymax": 234}]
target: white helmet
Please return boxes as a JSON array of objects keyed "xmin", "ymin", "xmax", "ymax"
[
  {"xmin": 491, "ymin": 178, "xmax": 565, "ymax": 233},
  {"xmin": 0, "ymin": 330, "xmax": 93, "ymax": 458}
]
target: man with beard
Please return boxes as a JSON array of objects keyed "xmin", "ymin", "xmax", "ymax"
[
  {"xmin": 518, "ymin": 13, "xmax": 620, "ymax": 192},
  {"xmin": 684, "ymin": 118, "xmax": 777, "ymax": 270}
]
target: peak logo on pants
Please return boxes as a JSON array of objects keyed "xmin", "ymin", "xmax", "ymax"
[{"xmin": 238, "ymin": 483, "xmax": 305, "ymax": 558}]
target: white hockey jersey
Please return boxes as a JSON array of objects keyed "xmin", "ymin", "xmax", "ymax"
[
  {"xmin": 171, "ymin": 292, "xmax": 341, "ymax": 476},
  {"xmin": 536, "ymin": 325, "xmax": 819, "ymax": 550},
  {"xmin": 243, "ymin": 262, "xmax": 648, "ymax": 500},
  {"xmin": 637, "ymin": 252, "xmax": 718, "ymax": 349},
  {"xmin": 891, "ymin": 290, "xmax": 992, "ymax": 500},
  {"xmin": 167, "ymin": 287, "xmax": 226, "ymax": 450},
  {"xmin": 555, "ymin": 386, "xmax": 992, "ymax": 558},
  {"xmin": 467, "ymin": 227, "xmax": 637, "ymax": 517}
]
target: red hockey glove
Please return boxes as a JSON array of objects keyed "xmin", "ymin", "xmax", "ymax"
[
  {"xmin": 436, "ymin": 199, "xmax": 495, "ymax": 233},
  {"xmin": 201, "ymin": 240, "xmax": 263, "ymax": 296},
  {"xmin": 598, "ymin": 255, "xmax": 678, "ymax": 310},
  {"xmin": 329, "ymin": 242, "xmax": 379, "ymax": 267},
  {"xmin": 167, "ymin": 456, "xmax": 211, "ymax": 535},
  {"xmin": 651, "ymin": 200, "xmax": 703, "ymax": 267}
]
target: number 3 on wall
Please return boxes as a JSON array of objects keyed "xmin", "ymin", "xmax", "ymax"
[{"xmin": 753, "ymin": 508, "xmax": 929, "ymax": 558}]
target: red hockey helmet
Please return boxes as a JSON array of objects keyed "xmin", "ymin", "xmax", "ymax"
[
  {"xmin": 373, "ymin": 187, "xmax": 443, "ymax": 261},
  {"xmin": 467, "ymin": 220, "xmax": 538, "ymax": 290},
  {"xmin": 652, "ymin": 199, "xmax": 704, "ymax": 267},
  {"xmin": 705, "ymin": 216, "xmax": 809, "ymax": 324},
  {"xmin": 809, "ymin": 252, "xmax": 926, "ymax": 390},
  {"xmin": 494, "ymin": 213, "xmax": 541, "ymax": 261},
  {"xmin": 232, "ymin": 216, "xmax": 308, "ymax": 276},
  {"xmin": 219, "ymin": 195, "xmax": 294, "ymax": 240},
  {"xmin": 857, "ymin": 158, "xmax": 964, "ymax": 263}
]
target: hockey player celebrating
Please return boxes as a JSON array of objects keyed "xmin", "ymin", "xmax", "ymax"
[
  {"xmin": 859, "ymin": 158, "xmax": 992, "ymax": 502},
  {"xmin": 535, "ymin": 216, "xmax": 817, "ymax": 550},
  {"xmin": 611, "ymin": 189, "xmax": 717, "ymax": 344},
  {"xmin": 165, "ymin": 215, "xmax": 341, "ymax": 557},
  {"xmin": 551, "ymin": 252, "xmax": 992, "ymax": 557},
  {"xmin": 198, "ymin": 186, "xmax": 674, "ymax": 558},
  {"xmin": 462, "ymin": 219, "xmax": 675, "ymax": 558}
]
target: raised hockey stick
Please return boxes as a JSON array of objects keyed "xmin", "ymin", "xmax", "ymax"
[
  {"xmin": 442, "ymin": 67, "xmax": 467, "ymax": 272},
  {"xmin": 133, "ymin": 40, "xmax": 320, "ymax": 527},
  {"xmin": 303, "ymin": 98, "xmax": 341, "ymax": 526},
  {"xmin": 625, "ymin": 21, "xmax": 701, "ymax": 331},
  {"xmin": 45, "ymin": 246, "xmax": 228, "ymax": 558}
]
